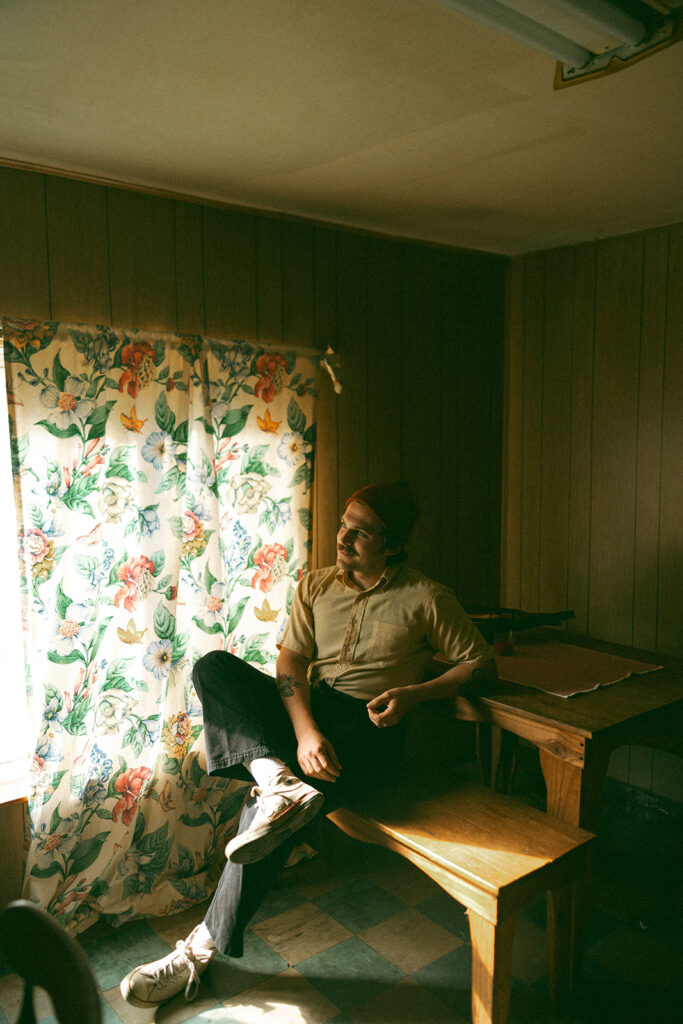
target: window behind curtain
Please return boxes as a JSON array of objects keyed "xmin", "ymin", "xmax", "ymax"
[{"xmin": 0, "ymin": 331, "xmax": 30, "ymax": 799}]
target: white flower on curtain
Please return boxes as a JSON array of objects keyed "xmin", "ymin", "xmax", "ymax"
[{"xmin": 3, "ymin": 318, "xmax": 319, "ymax": 933}]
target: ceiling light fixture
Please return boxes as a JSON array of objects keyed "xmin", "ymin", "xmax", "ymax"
[{"xmin": 440, "ymin": 0, "xmax": 682, "ymax": 87}]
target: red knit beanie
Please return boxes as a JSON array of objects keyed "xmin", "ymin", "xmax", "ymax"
[{"xmin": 345, "ymin": 483, "xmax": 419, "ymax": 548}]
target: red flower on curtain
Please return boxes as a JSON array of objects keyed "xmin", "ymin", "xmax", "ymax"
[
  {"xmin": 251, "ymin": 542, "xmax": 289, "ymax": 592},
  {"xmin": 112, "ymin": 766, "xmax": 153, "ymax": 826},
  {"xmin": 254, "ymin": 353, "xmax": 288, "ymax": 403},
  {"xmin": 114, "ymin": 555, "xmax": 156, "ymax": 612},
  {"xmin": 118, "ymin": 341, "xmax": 157, "ymax": 397},
  {"xmin": 5, "ymin": 318, "xmax": 319, "ymax": 932}
]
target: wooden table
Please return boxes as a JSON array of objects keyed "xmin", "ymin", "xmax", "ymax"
[
  {"xmin": 454, "ymin": 630, "xmax": 683, "ymax": 832},
  {"xmin": 453, "ymin": 631, "xmax": 682, "ymax": 989}
]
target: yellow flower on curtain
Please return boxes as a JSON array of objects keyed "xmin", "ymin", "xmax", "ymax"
[{"xmin": 3, "ymin": 318, "xmax": 319, "ymax": 933}]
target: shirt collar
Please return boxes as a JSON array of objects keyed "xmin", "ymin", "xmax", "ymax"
[{"xmin": 334, "ymin": 561, "xmax": 403, "ymax": 592}]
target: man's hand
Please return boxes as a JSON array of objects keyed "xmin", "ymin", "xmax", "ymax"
[
  {"xmin": 366, "ymin": 688, "xmax": 417, "ymax": 728},
  {"xmin": 367, "ymin": 658, "xmax": 498, "ymax": 727},
  {"xmin": 276, "ymin": 648, "xmax": 342, "ymax": 780},
  {"xmin": 296, "ymin": 728, "xmax": 342, "ymax": 782}
]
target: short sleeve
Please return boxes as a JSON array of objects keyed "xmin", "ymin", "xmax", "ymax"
[
  {"xmin": 278, "ymin": 575, "xmax": 317, "ymax": 660},
  {"xmin": 425, "ymin": 584, "xmax": 494, "ymax": 665}
]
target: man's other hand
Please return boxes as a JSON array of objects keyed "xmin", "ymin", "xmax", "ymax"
[
  {"xmin": 366, "ymin": 688, "xmax": 416, "ymax": 728},
  {"xmin": 297, "ymin": 729, "xmax": 342, "ymax": 782}
]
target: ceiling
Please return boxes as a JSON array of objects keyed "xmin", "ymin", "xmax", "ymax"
[{"xmin": 2, "ymin": 0, "xmax": 682, "ymax": 255}]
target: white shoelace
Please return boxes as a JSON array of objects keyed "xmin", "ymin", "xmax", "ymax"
[
  {"xmin": 250, "ymin": 783, "xmax": 293, "ymax": 819},
  {"xmin": 153, "ymin": 939, "xmax": 201, "ymax": 1001}
]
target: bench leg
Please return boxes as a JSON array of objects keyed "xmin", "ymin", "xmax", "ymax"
[
  {"xmin": 546, "ymin": 882, "xmax": 576, "ymax": 1005},
  {"xmin": 467, "ymin": 910, "xmax": 517, "ymax": 1024}
]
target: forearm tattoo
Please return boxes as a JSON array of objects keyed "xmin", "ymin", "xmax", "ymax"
[{"xmin": 276, "ymin": 673, "xmax": 303, "ymax": 698}]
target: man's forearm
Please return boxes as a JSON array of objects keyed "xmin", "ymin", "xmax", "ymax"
[
  {"xmin": 407, "ymin": 656, "xmax": 497, "ymax": 704},
  {"xmin": 275, "ymin": 649, "xmax": 318, "ymax": 738}
]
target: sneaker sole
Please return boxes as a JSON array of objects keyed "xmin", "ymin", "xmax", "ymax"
[{"xmin": 226, "ymin": 790, "xmax": 324, "ymax": 865}]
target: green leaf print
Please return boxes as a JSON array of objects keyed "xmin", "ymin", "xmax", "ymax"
[
  {"xmin": 155, "ymin": 391, "xmax": 176, "ymax": 434},
  {"xmin": 154, "ymin": 603, "xmax": 176, "ymax": 640},
  {"xmin": 68, "ymin": 831, "xmax": 110, "ymax": 876},
  {"xmin": 287, "ymin": 397, "xmax": 306, "ymax": 435},
  {"xmin": 51, "ymin": 350, "xmax": 70, "ymax": 392}
]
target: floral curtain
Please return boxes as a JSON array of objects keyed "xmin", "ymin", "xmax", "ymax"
[{"xmin": 3, "ymin": 317, "xmax": 319, "ymax": 934}]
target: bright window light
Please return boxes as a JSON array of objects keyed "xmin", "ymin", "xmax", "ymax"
[{"xmin": 0, "ymin": 329, "xmax": 30, "ymax": 798}]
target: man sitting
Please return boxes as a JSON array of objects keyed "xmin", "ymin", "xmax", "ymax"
[{"xmin": 120, "ymin": 482, "xmax": 496, "ymax": 1007}]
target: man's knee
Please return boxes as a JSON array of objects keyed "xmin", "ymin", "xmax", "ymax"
[{"xmin": 192, "ymin": 649, "xmax": 241, "ymax": 698}]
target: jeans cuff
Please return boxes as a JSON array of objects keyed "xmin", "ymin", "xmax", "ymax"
[{"xmin": 207, "ymin": 745, "xmax": 272, "ymax": 775}]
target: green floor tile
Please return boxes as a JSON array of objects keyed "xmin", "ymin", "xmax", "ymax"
[
  {"xmin": 79, "ymin": 919, "xmax": 174, "ymax": 992},
  {"xmin": 313, "ymin": 878, "xmax": 407, "ymax": 933},
  {"xmin": 414, "ymin": 893, "xmax": 470, "ymax": 941},
  {"xmin": 205, "ymin": 931, "xmax": 288, "ymax": 1000},
  {"xmin": 248, "ymin": 883, "xmax": 307, "ymax": 926},
  {"xmin": 411, "ymin": 946, "xmax": 472, "ymax": 1012},
  {"xmin": 297, "ymin": 936, "xmax": 402, "ymax": 1010}
]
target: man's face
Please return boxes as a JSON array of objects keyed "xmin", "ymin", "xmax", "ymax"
[{"xmin": 336, "ymin": 501, "xmax": 395, "ymax": 582}]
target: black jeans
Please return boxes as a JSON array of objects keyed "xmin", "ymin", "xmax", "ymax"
[{"xmin": 192, "ymin": 650, "xmax": 406, "ymax": 955}]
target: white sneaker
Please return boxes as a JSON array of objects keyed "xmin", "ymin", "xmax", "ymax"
[
  {"xmin": 120, "ymin": 923, "xmax": 216, "ymax": 1007},
  {"xmin": 226, "ymin": 774, "xmax": 324, "ymax": 864}
]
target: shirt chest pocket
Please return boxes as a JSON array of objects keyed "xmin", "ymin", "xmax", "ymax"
[{"xmin": 369, "ymin": 620, "xmax": 415, "ymax": 664}]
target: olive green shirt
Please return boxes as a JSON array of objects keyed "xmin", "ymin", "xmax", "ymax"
[{"xmin": 279, "ymin": 563, "xmax": 493, "ymax": 700}]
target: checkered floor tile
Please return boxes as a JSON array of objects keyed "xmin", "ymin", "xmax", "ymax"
[{"xmin": 1, "ymin": 766, "xmax": 681, "ymax": 1024}]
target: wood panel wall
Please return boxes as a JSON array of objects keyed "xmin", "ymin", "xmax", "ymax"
[
  {"xmin": 0, "ymin": 800, "xmax": 26, "ymax": 905},
  {"xmin": 0, "ymin": 165, "xmax": 505, "ymax": 605},
  {"xmin": 503, "ymin": 224, "xmax": 683, "ymax": 802}
]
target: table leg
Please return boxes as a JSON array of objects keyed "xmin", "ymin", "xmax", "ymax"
[
  {"xmin": 539, "ymin": 746, "xmax": 607, "ymax": 990},
  {"xmin": 539, "ymin": 745, "xmax": 610, "ymax": 831},
  {"xmin": 476, "ymin": 724, "xmax": 518, "ymax": 792}
]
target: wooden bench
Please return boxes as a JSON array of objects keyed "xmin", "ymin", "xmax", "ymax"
[{"xmin": 327, "ymin": 774, "xmax": 594, "ymax": 1024}]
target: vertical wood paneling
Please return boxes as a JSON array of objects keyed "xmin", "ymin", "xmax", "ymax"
[
  {"xmin": 539, "ymin": 248, "xmax": 573, "ymax": 613},
  {"xmin": 107, "ymin": 189, "xmax": 176, "ymax": 330},
  {"xmin": 501, "ymin": 257, "xmax": 524, "ymax": 609},
  {"xmin": 0, "ymin": 168, "xmax": 50, "ymax": 317},
  {"xmin": 519, "ymin": 254, "xmax": 545, "ymax": 611},
  {"xmin": 0, "ymin": 801, "xmax": 26, "ymax": 907},
  {"xmin": 652, "ymin": 749, "xmax": 683, "ymax": 803},
  {"xmin": 440, "ymin": 253, "xmax": 466, "ymax": 590},
  {"xmin": 484, "ymin": 260, "xmax": 505, "ymax": 607},
  {"xmin": 505, "ymin": 229, "xmax": 682, "ymax": 656},
  {"xmin": 401, "ymin": 246, "xmax": 442, "ymax": 580},
  {"xmin": 607, "ymin": 746, "xmax": 630, "ymax": 785},
  {"xmin": 0, "ymin": 165, "xmax": 505, "ymax": 613},
  {"xmin": 658, "ymin": 223, "xmax": 683, "ymax": 654},
  {"xmin": 365, "ymin": 238, "xmax": 403, "ymax": 488},
  {"xmin": 311, "ymin": 227, "xmax": 338, "ymax": 570},
  {"xmin": 203, "ymin": 207, "xmax": 257, "ymax": 342},
  {"xmin": 335, "ymin": 232, "xmax": 368, "ymax": 503},
  {"xmin": 174, "ymin": 200, "xmax": 205, "ymax": 335},
  {"xmin": 589, "ymin": 235, "xmax": 643, "ymax": 643},
  {"xmin": 452, "ymin": 256, "xmax": 503, "ymax": 606},
  {"xmin": 46, "ymin": 177, "xmax": 109, "ymax": 324},
  {"xmin": 633, "ymin": 228, "xmax": 668, "ymax": 651},
  {"xmin": 627, "ymin": 746, "xmax": 654, "ymax": 792},
  {"xmin": 566, "ymin": 243, "xmax": 596, "ymax": 635},
  {"xmin": 255, "ymin": 217, "xmax": 283, "ymax": 347},
  {"xmin": 503, "ymin": 223, "xmax": 682, "ymax": 801},
  {"xmin": 282, "ymin": 222, "xmax": 315, "ymax": 350}
]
